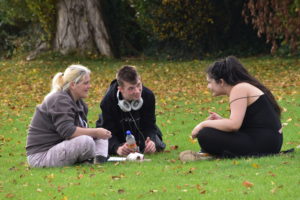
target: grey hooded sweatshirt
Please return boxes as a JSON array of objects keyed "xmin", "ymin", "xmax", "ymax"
[{"xmin": 26, "ymin": 90, "xmax": 88, "ymax": 156}]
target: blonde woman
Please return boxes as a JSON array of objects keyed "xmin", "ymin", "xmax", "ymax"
[{"xmin": 26, "ymin": 64, "xmax": 111, "ymax": 167}]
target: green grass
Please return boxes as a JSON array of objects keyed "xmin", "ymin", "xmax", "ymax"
[{"xmin": 0, "ymin": 55, "xmax": 299, "ymax": 199}]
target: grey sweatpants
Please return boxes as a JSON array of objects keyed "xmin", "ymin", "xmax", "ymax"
[{"xmin": 27, "ymin": 135, "xmax": 108, "ymax": 167}]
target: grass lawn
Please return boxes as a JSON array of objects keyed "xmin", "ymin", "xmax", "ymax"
[{"xmin": 0, "ymin": 55, "xmax": 299, "ymax": 199}]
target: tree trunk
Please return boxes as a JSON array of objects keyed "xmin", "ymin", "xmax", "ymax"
[{"xmin": 54, "ymin": 0, "xmax": 114, "ymax": 57}]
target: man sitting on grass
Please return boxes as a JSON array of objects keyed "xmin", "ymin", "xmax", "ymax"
[{"xmin": 96, "ymin": 65, "xmax": 166, "ymax": 156}]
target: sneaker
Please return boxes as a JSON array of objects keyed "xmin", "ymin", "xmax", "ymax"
[
  {"xmin": 93, "ymin": 155, "xmax": 108, "ymax": 164},
  {"xmin": 81, "ymin": 158, "xmax": 93, "ymax": 165},
  {"xmin": 179, "ymin": 150, "xmax": 213, "ymax": 162}
]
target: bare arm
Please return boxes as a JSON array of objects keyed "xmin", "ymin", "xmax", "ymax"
[{"xmin": 192, "ymin": 84, "xmax": 249, "ymax": 137}]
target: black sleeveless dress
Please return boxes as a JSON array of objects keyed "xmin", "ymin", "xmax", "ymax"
[{"xmin": 197, "ymin": 94, "xmax": 283, "ymax": 157}]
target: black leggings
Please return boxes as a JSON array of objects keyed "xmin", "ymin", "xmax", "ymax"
[{"xmin": 197, "ymin": 127, "xmax": 283, "ymax": 158}]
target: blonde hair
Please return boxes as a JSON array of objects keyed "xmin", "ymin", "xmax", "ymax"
[{"xmin": 46, "ymin": 64, "xmax": 90, "ymax": 98}]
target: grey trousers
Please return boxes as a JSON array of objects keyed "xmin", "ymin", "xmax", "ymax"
[{"xmin": 27, "ymin": 135, "xmax": 108, "ymax": 167}]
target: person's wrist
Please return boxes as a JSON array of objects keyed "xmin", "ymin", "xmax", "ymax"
[
  {"xmin": 116, "ymin": 144, "xmax": 123, "ymax": 155},
  {"xmin": 201, "ymin": 121, "xmax": 207, "ymax": 128}
]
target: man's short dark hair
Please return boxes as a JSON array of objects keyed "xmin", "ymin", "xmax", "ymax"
[{"xmin": 116, "ymin": 65, "xmax": 140, "ymax": 86}]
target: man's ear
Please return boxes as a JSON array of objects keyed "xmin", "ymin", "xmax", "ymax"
[{"xmin": 118, "ymin": 86, "xmax": 123, "ymax": 93}]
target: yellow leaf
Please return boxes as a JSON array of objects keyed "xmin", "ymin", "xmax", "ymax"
[
  {"xmin": 189, "ymin": 137, "xmax": 197, "ymax": 144},
  {"xmin": 232, "ymin": 160, "xmax": 239, "ymax": 165},
  {"xmin": 47, "ymin": 173, "xmax": 55, "ymax": 179},
  {"xmin": 252, "ymin": 163, "xmax": 260, "ymax": 168}
]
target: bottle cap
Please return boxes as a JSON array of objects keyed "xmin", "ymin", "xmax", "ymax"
[{"xmin": 126, "ymin": 130, "xmax": 131, "ymax": 135}]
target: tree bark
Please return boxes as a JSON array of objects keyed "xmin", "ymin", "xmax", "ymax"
[{"xmin": 54, "ymin": 0, "xmax": 114, "ymax": 57}]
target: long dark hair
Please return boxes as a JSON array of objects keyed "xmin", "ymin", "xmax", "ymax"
[{"xmin": 206, "ymin": 56, "xmax": 281, "ymax": 117}]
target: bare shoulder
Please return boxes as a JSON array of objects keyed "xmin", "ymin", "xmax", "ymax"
[
  {"xmin": 233, "ymin": 83, "xmax": 262, "ymax": 92},
  {"xmin": 232, "ymin": 82, "xmax": 253, "ymax": 90},
  {"xmin": 230, "ymin": 83, "xmax": 263, "ymax": 102},
  {"xmin": 231, "ymin": 83, "xmax": 251, "ymax": 94}
]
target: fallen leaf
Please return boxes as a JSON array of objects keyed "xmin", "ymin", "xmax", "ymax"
[
  {"xmin": 111, "ymin": 174, "xmax": 125, "ymax": 180},
  {"xmin": 268, "ymin": 171, "xmax": 276, "ymax": 177},
  {"xmin": 58, "ymin": 185, "xmax": 65, "ymax": 192},
  {"xmin": 46, "ymin": 173, "xmax": 55, "ymax": 179},
  {"xmin": 232, "ymin": 160, "xmax": 239, "ymax": 165},
  {"xmin": 77, "ymin": 174, "xmax": 84, "ymax": 179},
  {"xmin": 242, "ymin": 181, "xmax": 254, "ymax": 188},
  {"xmin": 5, "ymin": 193, "xmax": 15, "ymax": 198},
  {"xmin": 189, "ymin": 137, "xmax": 197, "ymax": 144},
  {"xmin": 168, "ymin": 159, "xmax": 177, "ymax": 163},
  {"xmin": 170, "ymin": 145, "xmax": 178, "ymax": 150},
  {"xmin": 199, "ymin": 189, "xmax": 206, "ymax": 194},
  {"xmin": 270, "ymin": 187, "xmax": 277, "ymax": 193},
  {"xmin": 196, "ymin": 184, "xmax": 202, "ymax": 191},
  {"xmin": 252, "ymin": 163, "xmax": 260, "ymax": 168},
  {"xmin": 112, "ymin": 176, "xmax": 121, "ymax": 180},
  {"xmin": 89, "ymin": 174, "xmax": 96, "ymax": 178},
  {"xmin": 118, "ymin": 189, "xmax": 125, "ymax": 194},
  {"xmin": 135, "ymin": 171, "xmax": 142, "ymax": 176}
]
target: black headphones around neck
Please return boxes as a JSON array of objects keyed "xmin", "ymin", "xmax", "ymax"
[{"xmin": 117, "ymin": 90, "xmax": 143, "ymax": 112}]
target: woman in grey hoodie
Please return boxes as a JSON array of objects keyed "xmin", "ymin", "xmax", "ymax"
[{"xmin": 26, "ymin": 64, "xmax": 111, "ymax": 167}]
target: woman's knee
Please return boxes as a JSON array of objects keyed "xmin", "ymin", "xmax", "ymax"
[
  {"xmin": 75, "ymin": 135, "xmax": 95, "ymax": 151},
  {"xmin": 197, "ymin": 127, "xmax": 214, "ymax": 141}
]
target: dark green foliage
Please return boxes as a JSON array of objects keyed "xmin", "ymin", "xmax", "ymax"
[
  {"xmin": 205, "ymin": 0, "xmax": 271, "ymax": 57},
  {"xmin": 129, "ymin": 0, "xmax": 270, "ymax": 59},
  {"xmin": 2, "ymin": 0, "xmax": 297, "ymax": 59},
  {"xmin": 0, "ymin": 24, "xmax": 15, "ymax": 59},
  {"xmin": 0, "ymin": 0, "xmax": 56, "ymax": 59},
  {"xmin": 0, "ymin": 0, "xmax": 31, "ymax": 58},
  {"xmin": 102, "ymin": 0, "xmax": 147, "ymax": 57}
]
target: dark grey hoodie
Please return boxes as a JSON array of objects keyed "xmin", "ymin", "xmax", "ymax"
[{"xmin": 26, "ymin": 90, "xmax": 88, "ymax": 156}]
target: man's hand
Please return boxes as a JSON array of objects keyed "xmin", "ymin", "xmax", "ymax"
[
  {"xmin": 144, "ymin": 137, "xmax": 156, "ymax": 154},
  {"xmin": 116, "ymin": 143, "xmax": 135, "ymax": 156}
]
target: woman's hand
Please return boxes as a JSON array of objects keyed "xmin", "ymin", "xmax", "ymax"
[
  {"xmin": 207, "ymin": 112, "xmax": 222, "ymax": 120},
  {"xmin": 191, "ymin": 122, "xmax": 204, "ymax": 139},
  {"xmin": 95, "ymin": 128, "xmax": 112, "ymax": 139}
]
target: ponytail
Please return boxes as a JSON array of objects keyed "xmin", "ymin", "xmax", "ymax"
[
  {"xmin": 51, "ymin": 72, "xmax": 64, "ymax": 93},
  {"xmin": 44, "ymin": 64, "xmax": 90, "ymax": 100}
]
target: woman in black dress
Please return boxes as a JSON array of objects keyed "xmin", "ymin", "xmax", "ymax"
[{"xmin": 180, "ymin": 56, "xmax": 283, "ymax": 161}]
